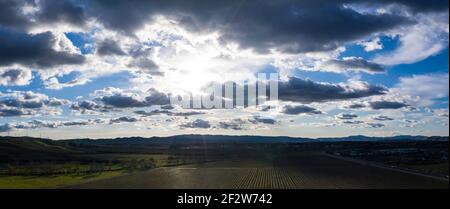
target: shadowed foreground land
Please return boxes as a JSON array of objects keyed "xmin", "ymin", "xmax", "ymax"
[
  {"xmin": 67, "ymin": 152, "xmax": 448, "ymax": 189},
  {"xmin": 1, "ymin": 136, "xmax": 448, "ymax": 189}
]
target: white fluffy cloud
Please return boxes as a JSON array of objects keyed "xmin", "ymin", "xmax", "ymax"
[
  {"xmin": 317, "ymin": 57, "xmax": 385, "ymax": 74},
  {"xmin": 0, "ymin": 91, "xmax": 68, "ymax": 117},
  {"xmin": 374, "ymin": 12, "xmax": 449, "ymax": 65},
  {"xmin": 359, "ymin": 37, "xmax": 383, "ymax": 52},
  {"xmin": 392, "ymin": 73, "xmax": 449, "ymax": 106},
  {"xmin": 0, "ymin": 68, "xmax": 32, "ymax": 86},
  {"xmin": 0, "ymin": 0, "xmax": 448, "ymax": 137}
]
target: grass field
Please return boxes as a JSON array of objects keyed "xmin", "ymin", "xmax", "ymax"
[
  {"xmin": 402, "ymin": 163, "xmax": 449, "ymax": 176},
  {"xmin": 1, "ymin": 136, "xmax": 447, "ymax": 189},
  {"xmin": 67, "ymin": 152, "xmax": 448, "ymax": 189},
  {"xmin": 0, "ymin": 171, "xmax": 124, "ymax": 189},
  {"xmin": 0, "ymin": 153, "xmax": 205, "ymax": 189}
]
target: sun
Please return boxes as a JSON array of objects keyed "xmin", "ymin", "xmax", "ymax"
[{"xmin": 163, "ymin": 49, "xmax": 225, "ymax": 95}]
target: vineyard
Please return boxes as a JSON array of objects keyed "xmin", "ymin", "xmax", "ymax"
[{"xmin": 67, "ymin": 152, "xmax": 448, "ymax": 189}]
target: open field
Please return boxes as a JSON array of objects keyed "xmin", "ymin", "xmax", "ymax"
[
  {"xmin": 0, "ymin": 171, "xmax": 124, "ymax": 189},
  {"xmin": 0, "ymin": 153, "xmax": 204, "ymax": 188},
  {"xmin": 67, "ymin": 152, "xmax": 448, "ymax": 189},
  {"xmin": 403, "ymin": 163, "xmax": 449, "ymax": 175},
  {"xmin": 1, "ymin": 136, "xmax": 448, "ymax": 189}
]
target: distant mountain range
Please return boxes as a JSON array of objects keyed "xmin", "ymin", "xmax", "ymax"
[
  {"xmin": 1, "ymin": 135, "xmax": 448, "ymax": 146},
  {"xmin": 60, "ymin": 134, "xmax": 449, "ymax": 145},
  {"xmin": 315, "ymin": 135, "xmax": 448, "ymax": 142},
  {"xmin": 0, "ymin": 135, "xmax": 447, "ymax": 162}
]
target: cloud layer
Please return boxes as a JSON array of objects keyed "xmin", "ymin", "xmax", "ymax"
[{"xmin": 0, "ymin": 0, "xmax": 448, "ymax": 138}]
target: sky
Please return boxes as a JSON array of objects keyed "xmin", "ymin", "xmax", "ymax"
[{"xmin": 0, "ymin": 0, "xmax": 449, "ymax": 139}]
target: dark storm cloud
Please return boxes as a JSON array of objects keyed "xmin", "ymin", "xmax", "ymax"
[
  {"xmin": 62, "ymin": 120, "xmax": 91, "ymax": 126},
  {"xmin": 250, "ymin": 116, "xmax": 276, "ymax": 125},
  {"xmin": 2, "ymin": 98, "xmax": 43, "ymax": 109},
  {"xmin": 366, "ymin": 122, "xmax": 385, "ymax": 128},
  {"xmin": 127, "ymin": 58, "xmax": 162, "ymax": 76},
  {"xmin": 160, "ymin": 105, "xmax": 174, "ymax": 110},
  {"xmin": 0, "ymin": 0, "xmax": 30, "ymax": 29},
  {"xmin": 278, "ymin": 77, "xmax": 387, "ymax": 103},
  {"xmin": 0, "ymin": 105, "xmax": 32, "ymax": 117},
  {"xmin": 160, "ymin": 110, "xmax": 202, "ymax": 117},
  {"xmin": 0, "ymin": 69, "xmax": 25, "ymax": 81},
  {"xmin": 369, "ymin": 101, "xmax": 409, "ymax": 110},
  {"xmin": 0, "ymin": 0, "xmax": 86, "ymax": 30},
  {"xmin": 217, "ymin": 117, "xmax": 276, "ymax": 130},
  {"xmin": 218, "ymin": 122, "xmax": 242, "ymax": 130},
  {"xmin": 109, "ymin": 116, "xmax": 140, "ymax": 124},
  {"xmin": 0, "ymin": 68, "xmax": 32, "ymax": 86},
  {"xmin": 0, "ymin": 91, "xmax": 67, "ymax": 117},
  {"xmin": 127, "ymin": 46, "xmax": 162, "ymax": 75},
  {"xmin": 100, "ymin": 94, "xmax": 146, "ymax": 108},
  {"xmin": 346, "ymin": 101, "xmax": 409, "ymax": 110},
  {"xmin": 180, "ymin": 119, "xmax": 211, "ymax": 129},
  {"xmin": 71, "ymin": 89, "xmax": 172, "ymax": 113},
  {"xmin": 71, "ymin": 100, "xmax": 101, "ymax": 111},
  {"xmin": 98, "ymin": 89, "xmax": 170, "ymax": 108},
  {"xmin": 96, "ymin": 39, "xmax": 126, "ymax": 56},
  {"xmin": 23, "ymin": 120, "xmax": 60, "ymax": 129},
  {"xmin": 216, "ymin": 1, "xmax": 412, "ymax": 53},
  {"xmin": 1, "ymin": 0, "xmax": 444, "ymax": 55},
  {"xmin": 88, "ymin": 0, "xmax": 414, "ymax": 53},
  {"xmin": 320, "ymin": 57, "xmax": 385, "ymax": 73},
  {"xmin": 134, "ymin": 110, "xmax": 205, "ymax": 117},
  {"xmin": 372, "ymin": 115, "xmax": 394, "ymax": 121},
  {"xmin": 86, "ymin": 0, "xmax": 157, "ymax": 33},
  {"xmin": 134, "ymin": 110, "xmax": 171, "ymax": 116},
  {"xmin": 36, "ymin": 0, "xmax": 87, "ymax": 26},
  {"xmin": 70, "ymin": 100, "xmax": 109, "ymax": 113},
  {"xmin": 0, "ymin": 91, "xmax": 67, "ymax": 109},
  {"xmin": 0, "ymin": 29, "xmax": 85, "ymax": 68},
  {"xmin": 0, "ymin": 1, "xmax": 86, "ymax": 69},
  {"xmin": 336, "ymin": 113, "xmax": 358, "ymax": 120},
  {"xmin": 0, "ymin": 120, "xmax": 58, "ymax": 131},
  {"xmin": 282, "ymin": 105, "xmax": 322, "ymax": 115},
  {"xmin": 0, "ymin": 118, "xmax": 109, "ymax": 132},
  {"xmin": 347, "ymin": 103, "xmax": 367, "ymax": 109},
  {"xmin": 141, "ymin": 89, "xmax": 171, "ymax": 106},
  {"xmin": 342, "ymin": 120, "xmax": 364, "ymax": 124},
  {"xmin": 217, "ymin": 119, "xmax": 246, "ymax": 130},
  {"xmin": 3, "ymin": 0, "xmax": 444, "ymax": 33}
]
